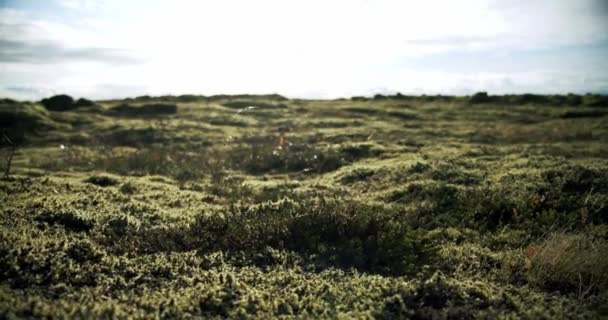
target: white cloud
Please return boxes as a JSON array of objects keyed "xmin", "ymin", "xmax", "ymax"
[{"xmin": 1, "ymin": 0, "xmax": 607, "ymax": 99}]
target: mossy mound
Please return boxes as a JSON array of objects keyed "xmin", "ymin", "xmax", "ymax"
[{"xmin": 0, "ymin": 101, "xmax": 58, "ymax": 143}]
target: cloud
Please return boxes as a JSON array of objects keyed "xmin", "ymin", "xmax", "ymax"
[
  {"xmin": 4, "ymin": 85, "xmax": 49, "ymax": 94},
  {"xmin": 56, "ymin": 0, "xmax": 104, "ymax": 10},
  {"xmin": 0, "ymin": 85, "xmax": 54, "ymax": 100},
  {"xmin": 1, "ymin": 1, "xmax": 607, "ymax": 99},
  {"xmin": 0, "ymin": 38, "xmax": 140, "ymax": 65},
  {"xmin": 0, "ymin": 9, "xmax": 140, "ymax": 65}
]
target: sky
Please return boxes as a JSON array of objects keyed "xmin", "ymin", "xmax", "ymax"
[{"xmin": 1, "ymin": 0, "xmax": 607, "ymax": 100}]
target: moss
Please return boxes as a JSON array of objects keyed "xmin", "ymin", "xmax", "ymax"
[
  {"xmin": 34, "ymin": 208, "xmax": 94, "ymax": 232},
  {"xmin": 1, "ymin": 94, "xmax": 608, "ymax": 318}
]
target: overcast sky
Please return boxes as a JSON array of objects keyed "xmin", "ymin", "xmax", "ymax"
[{"xmin": 1, "ymin": 0, "xmax": 607, "ymax": 100}]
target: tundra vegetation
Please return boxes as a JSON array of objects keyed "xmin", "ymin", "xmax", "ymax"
[{"xmin": 1, "ymin": 93, "xmax": 607, "ymax": 318}]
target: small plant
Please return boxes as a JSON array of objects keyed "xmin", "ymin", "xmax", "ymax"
[{"xmin": 1, "ymin": 130, "xmax": 16, "ymax": 177}]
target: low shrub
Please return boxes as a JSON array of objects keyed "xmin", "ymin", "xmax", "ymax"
[
  {"xmin": 190, "ymin": 197, "xmax": 436, "ymax": 275},
  {"xmin": 230, "ymin": 136, "xmax": 344, "ymax": 174},
  {"xmin": 40, "ymin": 94, "xmax": 76, "ymax": 111},
  {"xmin": 583, "ymin": 95, "xmax": 608, "ymax": 107},
  {"xmin": 84, "ymin": 175, "xmax": 119, "ymax": 187},
  {"xmin": 98, "ymin": 148, "xmax": 211, "ymax": 183},
  {"xmin": 74, "ymin": 98, "xmax": 96, "ymax": 107},
  {"xmin": 512, "ymin": 94, "xmax": 549, "ymax": 105},
  {"xmin": 222, "ymin": 101, "xmax": 287, "ymax": 110},
  {"xmin": 339, "ymin": 168, "xmax": 375, "ymax": 184},
  {"xmin": 108, "ymin": 103, "xmax": 177, "ymax": 117},
  {"xmin": 469, "ymin": 92, "xmax": 491, "ymax": 104},
  {"xmin": 560, "ymin": 110, "xmax": 608, "ymax": 119}
]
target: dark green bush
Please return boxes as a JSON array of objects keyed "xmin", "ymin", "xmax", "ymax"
[
  {"xmin": 565, "ymin": 94, "xmax": 583, "ymax": 106},
  {"xmin": 469, "ymin": 92, "xmax": 491, "ymax": 104},
  {"xmin": 584, "ymin": 94, "xmax": 608, "ymax": 107},
  {"xmin": 108, "ymin": 103, "xmax": 177, "ymax": 117},
  {"xmin": 560, "ymin": 110, "xmax": 608, "ymax": 119},
  {"xmin": 512, "ymin": 94, "xmax": 549, "ymax": 105},
  {"xmin": 222, "ymin": 101, "xmax": 287, "ymax": 110},
  {"xmin": 388, "ymin": 182, "xmax": 459, "ymax": 212},
  {"xmin": 542, "ymin": 166, "xmax": 608, "ymax": 194},
  {"xmin": 191, "ymin": 198, "xmax": 436, "ymax": 275},
  {"xmin": 339, "ymin": 168, "xmax": 375, "ymax": 184},
  {"xmin": 74, "ymin": 98, "xmax": 96, "ymax": 107},
  {"xmin": 40, "ymin": 94, "xmax": 76, "ymax": 111},
  {"xmin": 84, "ymin": 175, "xmax": 119, "ymax": 187}
]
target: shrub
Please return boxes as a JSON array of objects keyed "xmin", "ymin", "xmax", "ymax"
[
  {"xmin": 100, "ymin": 127, "xmax": 166, "ymax": 147},
  {"xmin": 339, "ymin": 168, "xmax": 375, "ymax": 184},
  {"xmin": 119, "ymin": 181, "xmax": 137, "ymax": 194},
  {"xmin": 108, "ymin": 103, "xmax": 177, "ymax": 117},
  {"xmin": 222, "ymin": 101, "xmax": 287, "ymax": 110},
  {"xmin": 560, "ymin": 110, "xmax": 608, "ymax": 119},
  {"xmin": 565, "ymin": 94, "xmax": 583, "ymax": 106},
  {"xmin": 469, "ymin": 92, "xmax": 491, "ymax": 104},
  {"xmin": 230, "ymin": 136, "xmax": 345, "ymax": 174},
  {"xmin": 387, "ymin": 182, "xmax": 459, "ymax": 212},
  {"xmin": 513, "ymin": 94, "xmax": 548, "ymax": 105},
  {"xmin": 190, "ymin": 197, "xmax": 436, "ymax": 275},
  {"xmin": 74, "ymin": 98, "xmax": 96, "ymax": 107},
  {"xmin": 526, "ymin": 232, "xmax": 608, "ymax": 297},
  {"xmin": 583, "ymin": 95, "xmax": 608, "ymax": 107},
  {"xmin": 542, "ymin": 166, "xmax": 608, "ymax": 194},
  {"xmin": 84, "ymin": 175, "xmax": 119, "ymax": 187},
  {"xmin": 373, "ymin": 94, "xmax": 387, "ymax": 100},
  {"xmin": 40, "ymin": 94, "xmax": 76, "ymax": 111},
  {"xmin": 175, "ymin": 94, "xmax": 204, "ymax": 102},
  {"xmin": 98, "ymin": 147, "xmax": 210, "ymax": 182}
]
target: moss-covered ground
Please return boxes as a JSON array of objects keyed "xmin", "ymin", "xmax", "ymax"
[{"xmin": 1, "ymin": 94, "xmax": 608, "ymax": 318}]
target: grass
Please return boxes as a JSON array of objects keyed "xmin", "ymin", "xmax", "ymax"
[
  {"xmin": 1, "ymin": 93, "xmax": 608, "ymax": 318},
  {"xmin": 526, "ymin": 231, "xmax": 608, "ymax": 298}
]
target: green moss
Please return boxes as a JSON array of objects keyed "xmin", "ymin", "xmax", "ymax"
[{"xmin": 1, "ymin": 94, "xmax": 608, "ymax": 318}]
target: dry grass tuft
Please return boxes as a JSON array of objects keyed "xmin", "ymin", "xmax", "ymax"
[{"xmin": 526, "ymin": 231, "xmax": 608, "ymax": 298}]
